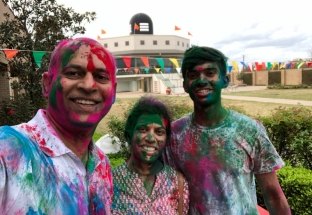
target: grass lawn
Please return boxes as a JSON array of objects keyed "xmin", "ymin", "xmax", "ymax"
[
  {"xmin": 222, "ymin": 88, "xmax": 312, "ymax": 101},
  {"xmin": 95, "ymin": 91, "xmax": 312, "ymax": 136}
]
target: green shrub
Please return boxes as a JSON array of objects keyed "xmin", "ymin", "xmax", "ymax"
[
  {"xmin": 259, "ymin": 106, "xmax": 312, "ymax": 169},
  {"xmin": 256, "ymin": 166, "xmax": 312, "ymax": 215},
  {"xmin": 92, "ymin": 132, "xmax": 102, "ymax": 142},
  {"xmin": 107, "ymin": 153, "xmax": 125, "ymax": 168},
  {"xmin": 163, "ymin": 99, "xmax": 192, "ymax": 120},
  {"xmin": 107, "ymin": 115, "xmax": 129, "ymax": 159},
  {"xmin": 0, "ymin": 96, "xmax": 39, "ymax": 126},
  {"xmin": 278, "ymin": 166, "xmax": 312, "ymax": 215}
]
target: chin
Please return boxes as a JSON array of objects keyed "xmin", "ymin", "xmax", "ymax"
[{"xmin": 68, "ymin": 112, "xmax": 101, "ymax": 128}]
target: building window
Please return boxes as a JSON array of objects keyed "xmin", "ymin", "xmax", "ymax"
[
  {"xmin": 153, "ymin": 40, "xmax": 157, "ymax": 45},
  {"xmin": 125, "ymin": 41, "xmax": 129, "ymax": 46},
  {"xmin": 104, "ymin": 43, "xmax": 108, "ymax": 48},
  {"xmin": 114, "ymin": 42, "xmax": 118, "ymax": 47},
  {"xmin": 187, "ymin": 43, "xmax": 189, "ymax": 48},
  {"xmin": 140, "ymin": 40, "xmax": 145, "ymax": 45},
  {"xmin": 165, "ymin": 40, "xmax": 170, "ymax": 45},
  {"xmin": 182, "ymin": 42, "xmax": 184, "ymax": 47},
  {"xmin": 177, "ymin": 41, "xmax": 180, "ymax": 46}
]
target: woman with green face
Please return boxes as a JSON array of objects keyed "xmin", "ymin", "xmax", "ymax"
[{"xmin": 111, "ymin": 96, "xmax": 189, "ymax": 215}]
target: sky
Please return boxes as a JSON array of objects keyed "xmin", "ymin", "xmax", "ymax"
[{"xmin": 57, "ymin": 0, "xmax": 312, "ymax": 63}]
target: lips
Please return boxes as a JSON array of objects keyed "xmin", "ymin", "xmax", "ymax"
[
  {"xmin": 69, "ymin": 97, "xmax": 102, "ymax": 113},
  {"xmin": 195, "ymin": 88, "xmax": 213, "ymax": 97},
  {"xmin": 142, "ymin": 146, "xmax": 158, "ymax": 156},
  {"xmin": 74, "ymin": 99, "xmax": 97, "ymax": 105}
]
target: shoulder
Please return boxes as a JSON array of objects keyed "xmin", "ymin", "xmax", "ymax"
[
  {"xmin": 112, "ymin": 162, "xmax": 127, "ymax": 176},
  {"xmin": 0, "ymin": 125, "xmax": 31, "ymax": 154},
  {"xmin": 228, "ymin": 110, "xmax": 265, "ymax": 132},
  {"xmin": 163, "ymin": 164, "xmax": 184, "ymax": 180},
  {"xmin": 0, "ymin": 126, "xmax": 33, "ymax": 174},
  {"xmin": 93, "ymin": 145, "xmax": 110, "ymax": 163},
  {"xmin": 91, "ymin": 146, "xmax": 113, "ymax": 180},
  {"xmin": 171, "ymin": 113, "xmax": 192, "ymax": 134}
]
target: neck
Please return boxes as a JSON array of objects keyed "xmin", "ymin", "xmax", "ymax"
[
  {"xmin": 127, "ymin": 158, "xmax": 163, "ymax": 176},
  {"xmin": 46, "ymin": 111, "xmax": 94, "ymax": 160},
  {"xmin": 193, "ymin": 102, "xmax": 227, "ymax": 127}
]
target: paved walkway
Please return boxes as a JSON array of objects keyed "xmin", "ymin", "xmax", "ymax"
[{"xmin": 221, "ymin": 95, "xmax": 312, "ymax": 106}]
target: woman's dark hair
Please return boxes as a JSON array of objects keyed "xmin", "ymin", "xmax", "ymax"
[
  {"xmin": 124, "ymin": 96, "xmax": 172, "ymax": 145},
  {"xmin": 181, "ymin": 46, "xmax": 228, "ymax": 79}
]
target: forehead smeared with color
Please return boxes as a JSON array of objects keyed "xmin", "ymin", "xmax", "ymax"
[{"xmin": 48, "ymin": 37, "xmax": 116, "ymax": 82}]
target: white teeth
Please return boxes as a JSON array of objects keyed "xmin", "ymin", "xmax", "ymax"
[
  {"xmin": 75, "ymin": 99, "xmax": 96, "ymax": 105},
  {"xmin": 143, "ymin": 146, "xmax": 156, "ymax": 152},
  {"xmin": 197, "ymin": 89, "xmax": 210, "ymax": 94}
]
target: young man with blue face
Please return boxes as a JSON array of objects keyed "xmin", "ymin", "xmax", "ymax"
[
  {"xmin": 165, "ymin": 46, "xmax": 291, "ymax": 214},
  {"xmin": 0, "ymin": 38, "xmax": 116, "ymax": 214}
]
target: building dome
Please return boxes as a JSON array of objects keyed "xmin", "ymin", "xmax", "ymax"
[{"xmin": 129, "ymin": 13, "xmax": 153, "ymax": 35}]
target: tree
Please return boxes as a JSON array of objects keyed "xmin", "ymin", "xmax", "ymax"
[{"xmin": 0, "ymin": 0, "xmax": 96, "ymax": 124}]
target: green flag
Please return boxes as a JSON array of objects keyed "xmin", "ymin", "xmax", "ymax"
[
  {"xmin": 156, "ymin": 58, "xmax": 165, "ymax": 71},
  {"xmin": 32, "ymin": 51, "xmax": 46, "ymax": 68}
]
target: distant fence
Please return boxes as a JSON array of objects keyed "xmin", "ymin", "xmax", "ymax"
[{"xmin": 229, "ymin": 68, "xmax": 312, "ymax": 86}]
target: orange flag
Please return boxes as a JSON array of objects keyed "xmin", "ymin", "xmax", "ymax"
[
  {"xmin": 97, "ymin": 35, "xmax": 101, "ymax": 40},
  {"xmin": 4, "ymin": 49, "xmax": 19, "ymax": 59},
  {"xmin": 101, "ymin": 29, "xmax": 106, "ymax": 34},
  {"xmin": 134, "ymin": 23, "xmax": 140, "ymax": 30},
  {"xmin": 140, "ymin": 56, "xmax": 149, "ymax": 67},
  {"xmin": 175, "ymin": 25, "xmax": 181, "ymax": 31}
]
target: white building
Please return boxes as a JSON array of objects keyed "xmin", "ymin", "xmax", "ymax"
[{"xmin": 98, "ymin": 13, "xmax": 190, "ymax": 94}]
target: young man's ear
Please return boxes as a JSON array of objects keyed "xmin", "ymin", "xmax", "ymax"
[
  {"xmin": 222, "ymin": 75, "xmax": 230, "ymax": 88},
  {"xmin": 112, "ymin": 82, "xmax": 117, "ymax": 104},
  {"xmin": 42, "ymin": 72, "xmax": 52, "ymax": 98}
]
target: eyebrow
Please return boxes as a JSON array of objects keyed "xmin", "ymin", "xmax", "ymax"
[{"xmin": 63, "ymin": 64, "xmax": 108, "ymax": 73}]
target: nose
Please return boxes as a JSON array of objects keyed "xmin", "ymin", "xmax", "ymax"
[
  {"xmin": 199, "ymin": 71, "xmax": 207, "ymax": 80},
  {"xmin": 146, "ymin": 132, "xmax": 156, "ymax": 143},
  {"xmin": 78, "ymin": 72, "xmax": 96, "ymax": 91}
]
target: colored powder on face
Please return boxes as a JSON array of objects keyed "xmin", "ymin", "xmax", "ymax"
[
  {"xmin": 87, "ymin": 53, "xmax": 95, "ymax": 72},
  {"xmin": 49, "ymin": 77, "xmax": 63, "ymax": 109},
  {"xmin": 61, "ymin": 49, "xmax": 75, "ymax": 71}
]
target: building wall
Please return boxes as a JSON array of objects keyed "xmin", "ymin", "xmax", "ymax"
[
  {"xmin": 0, "ymin": 73, "xmax": 10, "ymax": 101},
  {"xmin": 254, "ymin": 71, "xmax": 268, "ymax": 85},
  {"xmin": 99, "ymin": 35, "xmax": 190, "ymax": 57},
  {"xmin": 0, "ymin": 1, "xmax": 16, "ymax": 101},
  {"xmin": 230, "ymin": 69, "xmax": 305, "ymax": 86},
  {"xmin": 284, "ymin": 69, "xmax": 302, "ymax": 85}
]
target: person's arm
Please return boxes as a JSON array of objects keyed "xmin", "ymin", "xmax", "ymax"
[
  {"xmin": 256, "ymin": 172, "xmax": 291, "ymax": 215},
  {"xmin": 0, "ymin": 157, "xmax": 5, "ymax": 209}
]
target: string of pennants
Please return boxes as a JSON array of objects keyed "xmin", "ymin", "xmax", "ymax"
[
  {"xmin": 0, "ymin": 49, "xmax": 49, "ymax": 68},
  {"xmin": 0, "ymin": 48, "xmax": 182, "ymax": 70},
  {"xmin": 1, "ymin": 48, "xmax": 312, "ymax": 73},
  {"xmin": 229, "ymin": 60, "xmax": 312, "ymax": 73}
]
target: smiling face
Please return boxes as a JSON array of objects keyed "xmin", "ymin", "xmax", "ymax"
[
  {"xmin": 183, "ymin": 62, "xmax": 227, "ymax": 107},
  {"xmin": 43, "ymin": 39, "xmax": 116, "ymax": 131},
  {"xmin": 130, "ymin": 114, "xmax": 167, "ymax": 164}
]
